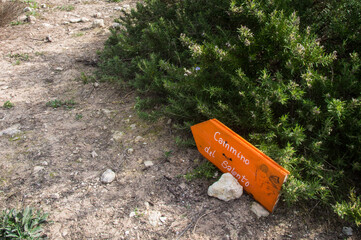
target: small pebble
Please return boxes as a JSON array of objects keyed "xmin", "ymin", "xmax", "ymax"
[{"xmin": 101, "ymin": 169, "xmax": 116, "ymax": 184}]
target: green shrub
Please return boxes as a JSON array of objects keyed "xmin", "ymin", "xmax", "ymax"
[
  {"xmin": 99, "ymin": 0, "xmax": 361, "ymax": 225},
  {"xmin": 0, "ymin": 207, "xmax": 48, "ymax": 239}
]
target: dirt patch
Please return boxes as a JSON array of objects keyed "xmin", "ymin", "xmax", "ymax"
[{"xmin": 0, "ymin": 0, "xmax": 359, "ymax": 239}]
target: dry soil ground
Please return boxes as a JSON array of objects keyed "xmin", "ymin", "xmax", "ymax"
[{"xmin": 0, "ymin": 0, "xmax": 360, "ymax": 239}]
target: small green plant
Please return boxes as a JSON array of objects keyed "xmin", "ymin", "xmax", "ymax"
[
  {"xmin": 0, "ymin": 206, "xmax": 48, "ymax": 239},
  {"xmin": 133, "ymin": 208, "xmax": 143, "ymax": 218},
  {"xmin": 75, "ymin": 113, "xmax": 83, "ymax": 120},
  {"xmin": 184, "ymin": 161, "xmax": 218, "ymax": 181},
  {"xmin": 22, "ymin": 0, "xmax": 38, "ymax": 9},
  {"xmin": 9, "ymin": 53, "xmax": 30, "ymax": 61},
  {"xmin": 77, "ymin": 72, "xmax": 96, "ymax": 84},
  {"xmin": 46, "ymin": 99, "xmax": 76, "ymax": 109},
  {"xmin": 10, "ymin": 20, "xmax": 26, "ymax": 26},
  {"xmin": 164, "ymin": 150, "xmax": 173, "ymax": 159},
  {"xmin": 56, "ymin": 5, "xmax": 75, "ymax": 11},
  {"xmin": 73, "ymin": 32, "xmax": 84, "ymax": 37},
  {"xmin": 3, "ymin": 101, "xmax": 14, "ymax": 109}
]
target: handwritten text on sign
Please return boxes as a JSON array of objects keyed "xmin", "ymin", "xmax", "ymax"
[{"xmin": 191, "ymin": 119, "xmax": 290, "ymax": 212}]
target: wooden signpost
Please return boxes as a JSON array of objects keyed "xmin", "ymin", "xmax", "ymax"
[{"xmin": 191, "ymin": 119, "xmax": 290, "ymax": 212}]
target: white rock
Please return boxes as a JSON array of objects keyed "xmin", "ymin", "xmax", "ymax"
[
  {"xmin": 50, "ymin": 193, "xmax": 60, "ymax": 199},
  {"xmin": 130, "ymin": 124, "xmax": 136, "ymax": 130},
  {"xmin": 111, "ymin": 22, "xmax": 121, "ymax": 29},
  {"xmin": 41, "ymin": 161, "xmax": 48, "ymax": 166},
  {"xmin": 148, "ymin": 211, "xmax": 161, "ymax": 227},
  {"xmin": 250, "ymin": 202, "xmax": 270, "ymax": 218},
  {"xmin": 18, "ymin": 15, "xmax": 27, "ymax": 22},
  {"xmin": 123, "ymin": 4, "xmax": 131, "ymax": 10},
  {"xmin": 24, "ymin": 7, "xmax": 33, "ymax": 12},
  {"xmin": 114, "ymin": 6, "xmax": 122, "ymax": 11},
  {"xmin": 0, "ymin": 124, "xmax": 21, "ymax": 136},
  {"xmin": 342, "ymin": 227, "xmax": 353, "ymax": 236},
  {"xmin": 134, "ymin": 136, "xmax": 144, "ymax": 143},
  {"xmin": 127, "ymin": 148, "xmax": 134, "ymax": 154},
  {"xmin": 81, "ymin": 17, "xmax": 89, "ymax": 22},
  {"xmin": 55, "ymin": 67, "xmax": 63, "ymax": 71},
  {"xmin": 44, "ymin": 35, "xmax": 53, "ymax": 42},
  {"xmin": 91, "ymin": 150, "xmax": 98, "ymax": 158},
  {"xmin": 33, "ymin": 166, "xmax": 44, "ymax": 173},
  {"xmin": 40, "ymin": 4, "xmax": 46, "ymax": 8},
  {"xmin": 92, "ymin": 12, "xmax": 102, "ymax": 18},
  {"xmin": 112, "ymin": 131, "xmax": 124, "ymax": 141},
  {"xmin": 144, "ymin": 161, "xmax": 154, "ymax": 167},
  {"xmin": 27, "ymin": 15, "xmax": 36, "ymax": 23},
  {"xmin": 69, "ymin": 18, "xmax": 82, "ymax": 23},
  {"xmin": 207, "ymin": 173, "xmax": 243, "ymax": 201},
  {"xmin": 102, "ymin": 109, "xmax": 112, "ymax": 117},
  {"xmin": 101, "ymin": 169, "xmax": 116, "ymax": 183},
  {"xmin": 92, "ymin": 19, "xmax": 105, "ymax": 28},
  {"xmin": 159, "ymin": 216, "xmax": 167, "ymax": 223},
  {"xmin": 129, "ymin": 211, "xmax": 136, "ymax": 218}
]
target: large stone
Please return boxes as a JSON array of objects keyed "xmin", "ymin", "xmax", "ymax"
[
  {"xmin": 207, "ymin": 173, "xmax": 243, "ymax": 201},
  {"xmin": 0, "ymin": 124, "xmax": 21, "ymax": 136},
  {"xmin": 92, "ymin": 19, "xmax": 105, "ymax": 28},
  {"xmin": 342, "ymin": 227, "xmax": 353, "ymax": 236},
  {"xmin": 250, "ymin": 202, "xmax": 270, "ymax": 218},
  {"xmin": 101, "ymin": 169, "xmax": 116, "ymax": 184},
  {"xmin": 148, "ymin": 211, "xmax": 161, "ymax": 227}
]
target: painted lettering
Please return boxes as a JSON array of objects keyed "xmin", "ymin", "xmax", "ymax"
[
  {"xmin": 220, "ymin": 160, "xmax": 250, "ymax": 187},
  {"xmin": 214, "ymin": 131, "xmax": 250, "ymax": 165}
]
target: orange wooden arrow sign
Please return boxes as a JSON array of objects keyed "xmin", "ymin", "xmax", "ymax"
[{"xmin": 191, "ymin": 119, "xmax": 290, "ymax": 212}]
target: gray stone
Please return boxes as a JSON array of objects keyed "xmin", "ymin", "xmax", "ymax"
[
  {"xmin": 130, "ymin": 124, "xmax": 136, "ymax": 130},
  {"xmin": 41, "ymin": 161, "xmax": 48, "ymax": 166},
  {"xmin": 23, "ymin": 7, "xmax": 33, "ymax": 12},
  {"xmin": 91, "ymin": 150, "xmax": 98, "ymax": 158},
  {"xmin": 144, "ymin": 161, "xmax": 154, "ymax": 167},
  {"xmin": 92, "ymin": 12, "xmax": 102, "ymax": 18},
  {"xmin": 27, "ymin": 15, "xmax": 36, "ymax": 23},
  {"xmin": 101, "ymin": 169, "xmax": 116, "ymax": 183},
  {"xmin": 18, "ymin": 15, "xmax": 27, "ymax": 22},
  {"xmin": 81, "ymin": 17, "xmax": 89, "ymax": 22},
  {"xmin": 69, "ymin": 18, "xmax": 82, "ymax": 23},
  {"xmin": 207, "ymin": 173, "xmax": 243, "ymax": 201},
  {"xmin": 112, "ymin": 131, "xmax": 124, "ymax": 141},
  {"xmin": 93, "ymin": 82, "xmax": 99, "ymax": 88},
  {"xmin": 50, "ymin": 193, "xmax": 60, "ymax": 199},
  {"xmin": 342, "ymin": 227, "xmax": 353, "ymax": 236},
  {"xmin": 33, "ymin": 166, "xmax": 44, "ymax": 173},
  {"xmin": 0, "ymin": 124, "xmax": 21, "ymax": 137},
  {"xmin": 111, "ymin": 22, "xmax": 121, "ymax": 29},
  {"xmin": 148, "ymin": 211, "xmax": 161, "ymax": 227},
  {"xmin": 44, "ymin": 35, "xmax": 53, "ymax": 42},
  {"xmin": 250, "ymin": 202, "xmax": 270, "ymax": 218},
  {"xmin": 92, "ymin": 19, "xmax": 105, "ymax": 28},
  {"xmin": 135, "ymin": 136, "xmax": 144, "ymax": 143}
]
